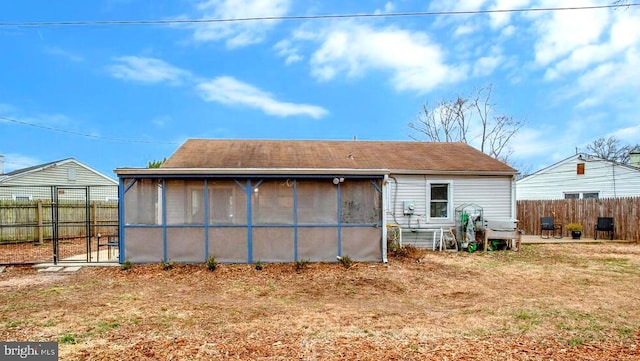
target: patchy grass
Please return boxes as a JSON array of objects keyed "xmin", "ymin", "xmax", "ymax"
[{"xmin": 0, "ymin": 243, "xmax": 639, "ymax": 360}]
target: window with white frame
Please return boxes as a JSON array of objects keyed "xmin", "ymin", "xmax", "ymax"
[
  {"xmin": 12, "ymin": 194, "xmax": 33, "ymax": 202},
  {"xmin": 564, "ymin": 192, "xmax": 599, "ymax": 199},
  {"xmin": 429, "ymin": 183, "xmax": 450, "ymax": 218}
]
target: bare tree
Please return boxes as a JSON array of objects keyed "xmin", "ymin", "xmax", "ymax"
[
  {"xmin": 409, "ymin": 98, "xmax": 469, "ymax": 142},
  {"xmin": 409, "ymin": 84, "xmax": 525, "ymax": 164},
  {"xmin": 585, "ymin": 136, "xmax": 640, "ymax": 164}
]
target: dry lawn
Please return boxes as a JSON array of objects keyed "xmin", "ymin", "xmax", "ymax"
[{"xmin": 1, "ymin": 243, "xmax": 639, "ymax": 360}]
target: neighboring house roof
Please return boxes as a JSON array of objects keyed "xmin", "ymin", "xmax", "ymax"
[
  {"xmin": 0, "ymin": 158, "xmax": 117, "ymax": 185},
  {"xmin": 149, "ymin": 139, "xmax": 516, "ymax": 175}
]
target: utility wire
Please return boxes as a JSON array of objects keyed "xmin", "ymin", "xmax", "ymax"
[
  {"xmin": 0, "ymin": 116, "xmax": 179, "ymax": 145},
  {"xmin": 0, "ymin": 3, "xmax": 637, "ymax": 27}
]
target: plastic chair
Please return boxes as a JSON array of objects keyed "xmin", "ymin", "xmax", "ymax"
[{"xmin": 594, "ymin": 217, "xmax": 614, "ymax": 240}]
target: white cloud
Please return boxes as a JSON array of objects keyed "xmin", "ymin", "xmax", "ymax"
[
  {"xmin": 542, "ymin": 10, "xmax": 640, "ymax": 81},
  {"xmin": 191, "ymin": 0, "xmax": 290, "ymax": 48},
  {"xmin": 2, "ymin": 153, "xmax": 42, "ymax": 173},
  {"xmin": 507, "ymin": 126, "xmax": 551, "ymax": 158},
  {"xmin": 523, "ymin": 3, "xmax": 640, "ymax": 112},
  {"xmin": 273, "ymin": 39, "xmax": 303, "ymax": 65},
  {"xmin": 151, "ymin": 115, "xmax": 171, "ymax": 128},
  {"xmin": 611, "ymin": 124, "xmax": 640, "ymax": 144},
  {"xmin": 429, "ymin": 0, "xmax": 489, "ymax": 12},
  {"xmin": 574, "ymin": 48, "xmax": 640, "ymax": 108},
  {"xmin": 44, "ymin": 46, "xmax": 84, "ymax": 62},
  {"xmin": 488, "ymin": 0, "xmax": 531, "ymax": 29},
  {"xmin": 0, "ymin": 103, "xmax": 17, "ymax": 114},
  {"xmin": 298, "ymin": 23, "xmax": 466, "ymax": 93},
  {"xmin": 531, "ymin": 1, "xmax": 610, "ymax": 66},
  {"xmin": 197, "ymin": 76, "xmax": 328, "ymax": 118},
  {"xmin": 473, "ymin": 55, "xmax": 503, "ymax": 76},
  {"xmin": 374, "ymin": 1, "xmax": 395, "ymax": 14},
  {"xmin": 454, "ymin": 24, "xmax": 476, "ymax": 37},
  {"xmin": 108, "ymin": 56, "xmax": 191, "ymax": 85}
]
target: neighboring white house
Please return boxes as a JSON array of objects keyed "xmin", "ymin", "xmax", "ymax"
[
  {"xmin": 115, "ymin": 139, "xmax": 518, "ymax": 264},
  {"xmin": 516, "ymin": 153, "xmax": 640, "ymax": 200},
  {"xmin": 0, "ymin": 157, "xmax": 118, "ymax": 201}
]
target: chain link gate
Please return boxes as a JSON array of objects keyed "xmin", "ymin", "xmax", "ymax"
[
  {"xmin": 52, "ymin": 187, "xmax": 91, "ymax": 263},
  {"xmin": 0, "ymin": 185, "xmax": 118, "ymax": 265}
]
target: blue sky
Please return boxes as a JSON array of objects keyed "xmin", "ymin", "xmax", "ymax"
[{"xmin": 1, "ymin": 0, "xmax": 639, "ymax": 178}]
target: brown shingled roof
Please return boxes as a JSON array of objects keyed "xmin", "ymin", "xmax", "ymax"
[{"xmin": 161, "ymin": 139, "xmax": 516, "ymax": 174}]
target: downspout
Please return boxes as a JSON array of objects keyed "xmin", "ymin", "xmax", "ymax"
[
  {"xmin": 381, "ymin": 174, "xmax": 388, "ymax": 263},
  {"xmin": 511, "ymin": 175, "xmax": 517, "ymax": 220},
  {"xmin": 612, "ymin": 163, "xmax": 617, "ymax": 197}
]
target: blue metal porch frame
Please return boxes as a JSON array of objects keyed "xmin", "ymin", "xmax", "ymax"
[{"xmin": 118, "ymin": 175, "xmax": 383, "ymax": 263}]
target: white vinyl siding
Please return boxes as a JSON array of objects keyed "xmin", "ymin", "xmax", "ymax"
[
  {"xmin": 0, "ymin": 160, "xmax": 118, "ymax": 201},
  {"xmin": 1, "ymin": 162, "xmax": 116, "ymax": 187},
  {"xmin": 453, "ymin": 177, "xmax": 513, "ymax": 220},
  {"xmin": 388, "ymin": 174, "xmax": 514, "ymax": 249}
]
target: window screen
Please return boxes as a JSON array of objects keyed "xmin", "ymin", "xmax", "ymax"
[
  {"xmin": 208, "ymin": 181, "xmax": 246, "ymax": 224},
  {"xmin": 297, "ymin": 180, "xmax": 337, "ymax": 224},
  {"xmin": 165, "ymin": 180, "xmax": 205, "ymax": 224},
  {"xmin": 340, "ymin": 180, "xmax": 381, "ymax": 224},
  {"xmin": 124, "ymin": 179, "xmax": 162, "ymax": 225},
  {"xmin": 252, "ymin": 180, "xmax": 294, "ymax": 224}
]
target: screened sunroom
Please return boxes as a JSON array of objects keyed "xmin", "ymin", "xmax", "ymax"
[{"xmin": 118, "ymin": 174, "xmax": 384, "ymax": 264}]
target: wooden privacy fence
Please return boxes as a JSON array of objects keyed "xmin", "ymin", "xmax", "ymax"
[
  {"xmin": 517, "ymin": 197, "xmax": 640, "ymax": 241},
  {"xmin": 0, "ymin": 200, "xmax": 118, "ymax": 243}
]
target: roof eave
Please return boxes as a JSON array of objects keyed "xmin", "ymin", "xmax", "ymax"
[
  {"xmin": 390, "ymin": 169, "xmax": 517, "ymax": 176},
  {"xmin": 114, "ymin": 168, "xmax": 392, "ymax": 176},
  {"xmin": 115, "ymin": 167, "xmax": 517, "ymax": 177}
]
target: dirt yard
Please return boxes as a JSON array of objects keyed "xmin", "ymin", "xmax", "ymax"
[{"xmin": 1, "ymin": 243, "xmax": 639, "ymax": 360}]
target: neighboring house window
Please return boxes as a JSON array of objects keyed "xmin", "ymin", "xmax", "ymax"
[
  {"xmin": 564, "ymin": 192, "xmax": 599, "ymax": 199},
  {"xmin": 12, "ymin": 194, "xmax": 33, "ymax": 202},
  {"xmin": 429, "ymin": 183, "xmax": 449, "ymax": 218},
  {"xmin": 68, "ymin": 167, "xmax": 77, "ymax": 181},
  {"xmin": 577, "ymin": 163, "xmax": 585, "ymax": 175}
]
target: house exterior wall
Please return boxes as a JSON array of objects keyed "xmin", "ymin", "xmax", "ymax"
[
  {"xmin": 0, "ymin": 161, "xmax": 118, "ymax": 201},
  {"xmin": 387, "ymin": 174, "xmax": 514, "ymax": 249},
  {"xmin": 516, "ymin": 156, "xmax": 640, "ymax": 200}
]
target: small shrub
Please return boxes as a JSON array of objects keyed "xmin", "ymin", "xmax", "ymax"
[
  {"xmin": 254, "ymin": 260, "xmax": 264, "ymax": 271},
  {"xmin": 161, "ymin": 259, "xmax": 174, "ymax": 271},
  {"xmin": 337, "ymin": 255, "xmax": 353, "ymax": 269},
  {"xmin": 60, "ymin": 333, "xmax": 77, "ymax": 344},
  {"xmin": 294, "ymin": 258, "xmax": 310, "ymax": 272},
  {"xmin": 206, "ymin": 256, "xmax": 218, "ymax": 272},
  {"xmin": 565, "ymin": 223, "xmax": 583, "ymax": 232},
  {"xmin": 121, "ymin": 260, "xmax": 132, "ymax": 271}
]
